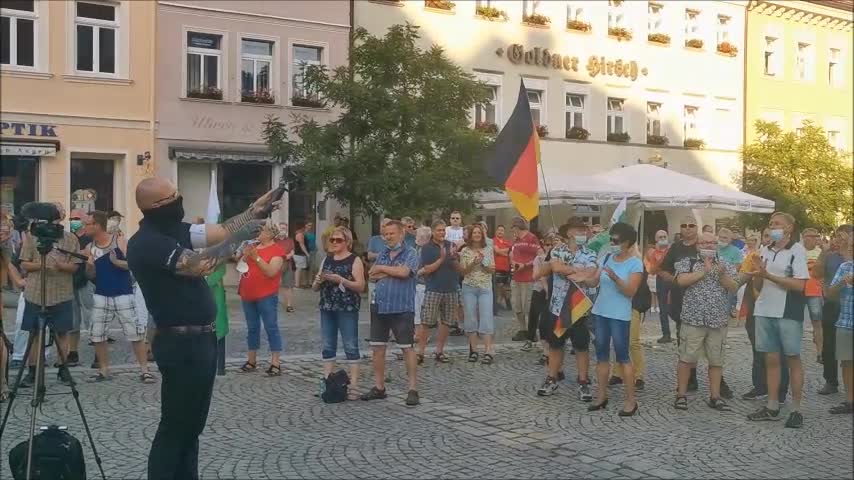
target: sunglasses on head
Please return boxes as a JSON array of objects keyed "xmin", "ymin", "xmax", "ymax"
[{"xmin": 680, "ymin": 223, "xmax": 697, "ymax": 229}]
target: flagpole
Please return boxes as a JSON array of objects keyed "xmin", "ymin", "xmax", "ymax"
[{"xmin": 538, "ymin": 163, "xmax": 558, "ymax": 231}]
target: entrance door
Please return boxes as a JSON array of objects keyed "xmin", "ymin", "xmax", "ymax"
[
  {"xmin": 643, "ymin": 210, "xmax": 669, "ymax": 249},
  {"xmin": 218, "ymin": 163, "xmax": 271, "ymax": 219}
]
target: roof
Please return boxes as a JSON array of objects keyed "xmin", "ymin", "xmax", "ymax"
[{"xmin": 805, "ymin": 0, "xmax": 854, "ymax": 12}]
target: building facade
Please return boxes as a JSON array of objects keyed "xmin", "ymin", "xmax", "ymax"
[
  {"xmin": 355, "ymin": 0, "xmax": 748, "ymax": 234},
  {"xmin": 745, "ymin": 0, "xmax": 853, "ymax": 150},
  {"xmin": 154, "ymin": 0, "xmax": 349, "ymax": 231},
  {"xmin": 1, "ymin": 0, "xmax": 156, "ymax": 232}
]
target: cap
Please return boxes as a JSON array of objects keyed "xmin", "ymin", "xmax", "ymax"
[{"xmin": 511, "ymin": 216, "xmax": 528, "ymax": 230}]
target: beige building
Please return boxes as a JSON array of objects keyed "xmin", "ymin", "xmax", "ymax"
[
  {"xmin": 355, "ymin": 0, "xmax": 748, "ymax": 236},
  {"xmin": 154, "ymin": 0, "xmax": 349, "ymax": 231},
  {"xmin": 1, "ymin": 0, "xmax": 156, "ymax": 232}
]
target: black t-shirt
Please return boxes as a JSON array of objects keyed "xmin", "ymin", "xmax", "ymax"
[
  {"xmin": 660, "ymin": 241, "xmax": 698, "ymax": 322},
  {"xmin": 127, "ymin": 219, "xmax": 215, "ymax": 328}
]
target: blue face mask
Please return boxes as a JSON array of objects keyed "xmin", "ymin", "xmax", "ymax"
[
  {"xmin": 609, "ymin": 244, "xmax": 622, "ymax": 255},
  {"xmin": 70, "ymin": 220, "xmax": 83, "ymax": 233},
  {"xmin": 389, "ymin": 242, "xmax": 403, "ymax": 252},
  {"xmin": 574, "ymin": 235, "xmax": 587, "ymax": 246},
  {"xmin": 657, "ymin": 239, "xmax": 669, "ymax": 247},
  {"xmin": 770, "ymin": 229, "xmax": 785, "ymax": 242}
]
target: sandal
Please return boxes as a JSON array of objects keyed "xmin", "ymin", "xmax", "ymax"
[
  {"xmin": 239, "ymin": 362, "xmax": 257, "ymax": 373},
  {"xmin": 434, "ymin": 352, "xmax": 450, "ymax": 364},
  {"xmin": 266, "ymin": 364, "xmax": 282, "ymax": 377},
  {"xmin": 347, "ymin": 390, "xmax": 360, "ymax": 401},
  {"xmin": 468, "ymin": 352, "xmax": 479, "ymax": 363},
  {"xmin": 86, "ymin": 372, "xmax": 112, "ymax": 383},
  {"xmin": 674, "ymin": 396, "xmax": 688, "ymax": 410},
  {"xmin": 707, "ymin": 398, "xmax": 732, "ymax": 412},
  {"xmin": 481, "ymin": 353, "xmax": 494, "ymax": 365},
  {"xmin": 286, "ymin": 306, "xmax": 295, "ymax": 313},
  {"xmin": 140, "ymin": 372, "xmax": 157, "ymax": 384},
  {"xmin": 416, "ymin": 354, "xmax": 425, "ymax": 365}
]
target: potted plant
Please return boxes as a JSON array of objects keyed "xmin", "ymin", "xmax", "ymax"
[
  {"xmin": 475, "ymin": 122, "xmax": 498, "ymax": 134},
  {"xmin": 566, "ymin": 126, "xmax": 590, "ymax": 140},
  {"xmin": 717, "ymin": 41, "xmax": 738, "ymax": 56},
  {"xmin": 607, "ymin": 132, "xmax": 630, "ymax": 143},
  {"xmin": 523, "ymin": 13, "xmax": 550, "ymax": 26},
  {"xmin": 566, "ymin": 19, "xmax": 591, "ymax": 32},
  {"xmin": 241, "ymin": 88, "xmax": 275, "ymax": 104},
  {"xmin": 536, "ymin": 125, "xmax": 549, "ymax": 138},
  {"xmin": 291, "ymin": 96, "xmax": 325, "ymax": 108},
  {"xmin": 684, "ymin": 138, "xmax": 705, "ymax": 149},
  {"xmin": 476, "ymin": 4, "xmax": 507, "ymax": 20},
  {"xmin": 608, "ymin": 27, "xmax": 633, "ymax": 41},
  {"xmin": 648, "ymin": 32, "xmax": 670, "ymax": 45},
  {"xmin": 685, "ymin": 38, "xmax": 704, "ymax": 49},
  {"xmin": 425, "ymin": 0, "xmax": 455, "ymax": 11},
  {"xmin": 646, "ymin": 134, "xmax": 669, "ymax": 145},
  {"xmin": 187, "ymin": 86, "xmax": 223, "ymax": 100}
]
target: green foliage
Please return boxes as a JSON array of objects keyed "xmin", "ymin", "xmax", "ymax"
[
  {"xmin": 263, "ymin": 23, "xmax": 497, "ymax": 218},
  {"xmin": 739, "ymin": 120, "xmax": 853, "ymax": 232}
]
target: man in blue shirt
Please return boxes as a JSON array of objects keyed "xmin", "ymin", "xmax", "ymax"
[
  {"xmin": 362, "ymin": 220, "xmax": 420, "ymax": 407},
  {"xmin": 826, "ymin": 231, "xmax": 853, "ymax": 414}
]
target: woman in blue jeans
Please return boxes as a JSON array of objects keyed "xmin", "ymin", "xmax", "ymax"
[
  {"xmin": 586, "ymin": 222, "xmax": 644, "ymax": 416},
  {"xmin": 312, "ymin": 226, "xmax": 365, "ymax": 399},
  {"xmin": 459, "ymin": 224, "xmax": 496, "ymax": 364}
]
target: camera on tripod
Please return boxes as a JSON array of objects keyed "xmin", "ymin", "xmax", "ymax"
[{"xmin": 16, "ymin": 202, "xmax": 66, "ymax": 250}]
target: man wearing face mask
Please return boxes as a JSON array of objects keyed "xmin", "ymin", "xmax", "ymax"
[
  {"xmin": 127, "ymin": 177, "xmax": 278, "ymax": 480},
  {"xmin": 645, "ymin": 230, "xmax": 671, "ymax": 343}
]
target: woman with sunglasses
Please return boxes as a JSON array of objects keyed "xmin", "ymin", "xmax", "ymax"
[
  {"xmin": 586, "ymin": 222, "xmax": 644, "ymax": 416},
  {"xmin": 313, "ymin": 227, "xmax": 365, "ymax": 399},
  {"xmin": 238, "ymin": 221, "xmax": 286, "ymax": 376}
]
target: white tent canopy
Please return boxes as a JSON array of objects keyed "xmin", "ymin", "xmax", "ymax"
[{"xmin": 478, "ymin": 170, "xmax": 639, "ymax": 210}]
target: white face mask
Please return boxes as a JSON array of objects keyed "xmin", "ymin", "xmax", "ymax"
[
  {"xmin": 656, "ymin": 239, "xmax": 669, "ymax": 247},
  {"xmin": 574, "ymin": 235, "xmax": 587, "ymax": 246},
  {"xmin": 699, "ymin": 249, "xmax": 717, "ymax": 259},
  {"xmin": 609, "ymin": 244, "xmax": 622, "ymax": 255},
  {"xmin": 718, "ymin": 241, "xmax": 729, "ymax": 248},
  {"xmin": 107, "ymin": 218, "xmax": 120, "ymax": 233}
]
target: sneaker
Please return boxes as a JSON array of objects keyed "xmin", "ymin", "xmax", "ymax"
[
  {"xmin": 511, "ymin": 330, "xmax": 528, "ymax": 342},
  {"xmin": 521, "ymin": 341, "xmax": 533, "ymax": 352},
  {"xmin": 741, "ymin": 388, "xmax": 768, "ymax": 401},
  {"xmin": 449, "ymin": 326, "xmax": 464, "ymax": 336},
  {"xmin": 829, "ymin": 402, "xmax": 854, "ymax": 414},
  {"xmin": 608, "ymin": 376, "xmax": 623, "ymax": 386},
  {"xmin": 635, "ymin": 379, "xmax": 645, "ymax": 391},
  {"xmin": 818, "ymin": 383, "xmax": 839, "ymax": 395},
  {"xmin": 784, "ymin": 411, "xmax": 804, "ymax": 429},
  {"xmin": 20, "ymin": 373, "xmax": 35, "ymax": 389},
  {"xmin": 405, "ymin": 390, "xmax": 420, "ymax": 407},
  {"xmin": 578, "ymin": 383, "xmax": 593, "ymax": 402},
  {"xmin": 536, "ymin": 355, "xmax": 548, "ymax": 366},
  {"xmin": 746, "ymin": 406, "xmax": 781, "ymax": 421},
  {"xmin": 537, "ymin": 377, "xmax": 558, "ymax": 397},
  {"xmin": 720, "ymin": 379, "xmax": 734, "ymax": 400},
  {"xmin": 360, "ymin": 386, "xmax": 387, "ymax": 401},
  {"xmin": 656, "ymin": 336, "xmax": 673, "ymax": 344}
]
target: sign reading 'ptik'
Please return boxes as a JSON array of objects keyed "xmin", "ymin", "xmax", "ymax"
[
  {"xmin": 496, "ymin": 44, "xmax": 649, "ymax": 81},
  {"xmin": 0, "ymin": 122, "xmax": 58, "ymax": 137}
]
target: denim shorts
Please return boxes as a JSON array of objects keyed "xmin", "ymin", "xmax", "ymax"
[
  {"xmin": 805, "ymin": 297, "xmax": 822, "ymax": 322},
  {"xmin": 593, "ymin": 314, "xmax": 630, "ymax": 363},
  {"xmin": 755, "ymin": 316, "xmax": 803, "ymax": 356}
]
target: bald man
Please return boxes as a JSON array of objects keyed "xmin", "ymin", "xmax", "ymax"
[{"xmin": 127, "ymin": 177, "xmax": 278, "ymax": 480}]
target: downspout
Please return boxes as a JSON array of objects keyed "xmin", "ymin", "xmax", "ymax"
[{"xmin": 741, "ymin": 1, "xmax": 751, "ymax": 190}]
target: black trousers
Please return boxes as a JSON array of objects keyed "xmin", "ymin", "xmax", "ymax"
[
  {"xmin": 822, "ymin": 301, "xmax": 840, "ymax": 386},
  {"xmin": 148, "ymin": 331, "xmax": 217, "ymax": 480},
  {"xmin": 528, "ymin": 289, "xmax": 548, "ymax": 342}
]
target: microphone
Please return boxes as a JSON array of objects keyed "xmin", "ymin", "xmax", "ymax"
[{"xmin": 21, "ymin": 202, "xmax": 62, "ymax": 222}]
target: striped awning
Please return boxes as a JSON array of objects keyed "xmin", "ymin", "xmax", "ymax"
[{"xmin": 169, "ymin": 147, "xmax": 277, "ymax": 164}]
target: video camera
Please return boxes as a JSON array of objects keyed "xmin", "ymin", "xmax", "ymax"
[{"xmin": 19, "ymin": 202, "xmax": 66, "ymax": 247}]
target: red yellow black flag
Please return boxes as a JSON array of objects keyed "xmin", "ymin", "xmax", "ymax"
[{"xmin": 485, "ymin": 79, "xmax": 540, "ymax": 221}]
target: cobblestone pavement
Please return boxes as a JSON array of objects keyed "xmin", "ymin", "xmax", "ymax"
[{"xmin": 2, "ymin": 289, "xmax": 853, "ymax": 479}]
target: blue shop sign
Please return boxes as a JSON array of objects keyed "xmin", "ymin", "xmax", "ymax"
[{"xmin": 0, "ymin": 122, "xmax": 58, "ymax": 137}]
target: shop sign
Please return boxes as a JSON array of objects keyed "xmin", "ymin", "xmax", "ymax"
[
  {"xmin": 0, "ymin": 122, "xmax": 58, "ymax": 137},
  {"xmin": 496, "ymin": 44, "xmax": 648, "ymax": 81}
]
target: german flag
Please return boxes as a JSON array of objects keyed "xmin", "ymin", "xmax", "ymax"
[
  {"xmin": 553, "ymin": 282, "xmax": 594, "ymax": 338},
  {"xmin": 485, "ymin": 80, "xmax": 540, "ymax": 221}
]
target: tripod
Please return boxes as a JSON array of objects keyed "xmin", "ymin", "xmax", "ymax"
[{"xmin": 0, "ymin": 236, "xmax": 105, "ymax": 480}]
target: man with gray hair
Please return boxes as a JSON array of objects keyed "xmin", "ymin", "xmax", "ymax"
[{"xmin": 402, "ymin": 216, "xmax": 417, "ymax": 248}]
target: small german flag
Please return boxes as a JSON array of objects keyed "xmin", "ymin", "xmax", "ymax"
[
  {"xmin": 485, "ymin": 79, "xmax": 540, "ymax": 221},
  {"xmin": 553, "ymin": 282, "xmax": 594, "ymax": 338}
]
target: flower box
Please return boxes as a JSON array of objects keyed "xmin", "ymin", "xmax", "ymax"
[
  {"xmin": 536, "ymin": 125, "xmax": 549, "ymax": 138},
  {"xmin": 523, "ymin": 13, "xmax": 550, "ymax": 26},
  {"xmin": 685, "ymin": 38, "xmax": 704, "ymax": 49},
  {"xmin": 241, "ymin": 89, "xmax": 275, "ymax": 104},
  {"xmin": 607, "ymin": 132, "xmax": 630, "ymax": 143},
  {"xmin": 717, "ymin": 41, "xmax": 738, "ymax": 57},
  {"xmin": 646, "ymin": 134, "xmax": 669, "ymax": 146},
  {"xmin": 566, "ymin": 126, "xmax": 590, "ymax": 140},
  {"xmin": 475, "ymin": 122, "xmax": 498, "ymax": 134},
  {"xmin": 187, "ymin": 87, "xmax": 223, "ymax": 101},
  {"xmin": 608, "ymin": 27, "xmax": 633, "ymax": 41},
  {"xmin": 291, "ymin": 96, "xmax": 324, "ymax": 108},
  {"xmin": 684, "ymin": 138, "xmax": 705, "ymax": 149},
  {"xmin": 425, "ymin": 0, "xmax": 455, "ymax": 10},
  {"xmin": 476, "ymin": 5, "xmax": 507, "ymax": 21},
  {"xmin": 566, "ymin": 19, "xmax": 591, "ymax": 32},
  {"xmin": 648, "ymin": 33, "xmax": 670, "ymax": 45}
]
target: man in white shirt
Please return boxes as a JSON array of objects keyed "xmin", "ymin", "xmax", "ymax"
[
  {"xmin": 445, "ymin": 211, "xmax": 465, "ymax": 248},
  {"xmin": 746, "ymin": 212, "xmax": 809, "ymax": 428}
]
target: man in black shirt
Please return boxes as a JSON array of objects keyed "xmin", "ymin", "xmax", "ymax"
[{"xmin": 128, "ymin": 177, "xmax": 276, "ymax": 480}]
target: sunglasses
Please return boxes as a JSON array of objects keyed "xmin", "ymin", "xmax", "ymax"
[
  {"xmin": 610, "ymin": 236, "xmax": 621, "ymax": 244},
  {"xmin": 680, "ymin": 223, "xmax": 697, "ymax": 229},
  {"xmin": 329, "ymin": 237, "xmax": 345, "ymax": 244}
]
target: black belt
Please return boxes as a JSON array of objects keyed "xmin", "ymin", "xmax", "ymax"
[{"xmin": 156, "ymin": 324, "xmax": 214, "ymax": 335}]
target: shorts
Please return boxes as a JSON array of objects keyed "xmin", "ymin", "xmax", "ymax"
[
  {"xmin": 91, "ymin": 294, "xmax": 144, "ymax": 343},
  {"xmin": 281, "ymin": 265, "xmax": 295, "ymax": 288},
  {"xmin": 495, "ymin": 272, "xmax": 511, "ymax": 286},
  {"xmin": 647, "ymin": 274, "xmax": 657, "ymax": 293},
  {"xmin": 370, "ymin": 312, "xmax": 415, "ymax": 348},
  {"xmin": 414, "ymin": 284, "xmax": 426, "ymax": 325},
  {"xmin": 22, "ymin": 300, "xmax": 74, "ymax": 334},
  {"xmin": 678, "ymin": 324, "xmax": 728, "ymax": 367},
  {"xmin": 420, "ymin": 290, "xmax": 460, "ymax": 328},
  {"xmin": 294, "ymin": 255, "xmax": 308, "ymax": 270},
  {"xmin": 755, "ymin": 316, "xmax": 803, "ymax": 356},
  {"xmin": 836, "ymin": 327, "xmax": 853, "ymax": 362},
  {"xmin": 540, "ymin": 311, "xmax": 591, "ymax": 351},
  {"xmin": 806, "ymin": 296, "xmax": 822, "ymax": 322}
]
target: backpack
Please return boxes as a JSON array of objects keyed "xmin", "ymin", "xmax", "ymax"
[
  {"xmin": 320, "ymin": 370, "xmax": 350, "ymax": 404},
  {"xmin": 9, "ymin": 426, "xmax": 86, "ymax": 480},
  {"xmin": 632, "ymin": 265, "xmax": 652, "ymax": 313}
]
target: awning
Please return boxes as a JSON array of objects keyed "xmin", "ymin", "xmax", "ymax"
[
  {"xmin": 1, "ymin": 141, "xmax": 58, "ymax": 157},
  {"xmin": 169, "ymin": 147, "xmax": 276, "ymax": 164}
]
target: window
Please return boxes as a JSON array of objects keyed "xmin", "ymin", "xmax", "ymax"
[
  {"xmin": 608, "ymin": 0, "xmax": 625, "ymax": 29},
  {"xmin": 796, "ymin": 42, "xmax": 814, "ymax": 81},
  {"xmin": 828, "ymin": 48, "xmax": 843, "ymax": 87},
  {"xmin": 684, "ymin": 105, "xmax": 699, "ymax": 139},
  {"xmin": 1, "ymin": 0, "xmax": 35, "ymax": 68},
  {"xmin": 567, "ymin": 3, "xmax": 585, "ymax": 23},
  {"xmin": 607, "ymin": 97, "xmax": 625, "ymax": 135},
  {"xmin": 826, "ymin": 130, "xmax": 842, "ymax": 150},
  {"xmin": 646, "ymin": 102, "xmax": 663, "ymax": 136},
  {"xmin": 75, "ymin": 1, "xmax": 118, "ymax": 74},
  {"xmin": 476, "ymin": 0, "xmax": 493, "ymax": 7},
  {"xmin": 523, "ymin": 0, "xmax": 541, "ymax": 18},
  {"xmin": 714, "ymin": 107, "xmax": 734, "ymax": 147},
  {"xmin": 292, "ymin": 44, "xmax": 322, "ymax": 101},
  {"xmin": 717, "ymin": 15, "xmax": 730, "ymax": 44},
  {"xmin": 648, "ymin": 3, "xmax": 663, "ymax": 34},
  {"xmin": 220, "ymin": 163, "xmax": 272, "ymax": 220},
  {"xmin": 0, "ymin": 155, "xmax": 38, "ymax": 216},
  {"xmin": 475, "ymin": 85, "xmax": 498, "ymax": 126},
  {"xmin": 241, "ymin": 38, "xmax": 274, "ymax": 102},
  {"xmin": 186, "ymin": 31, "xmax": 222, "ymax": 98},
  {"xmin": 71, "ymin": 158, "xmax": 114, "ymax": 212},
  {"xmin": 565, "ymin": 93, "xmax": 585, "ymax": 133},
  {"xmin": 764, "ymin": 36, "xmax": 779, "ymax": 76},
  {"xmin": 685, "ymin": 9, "xmax": 700, "ymax": 40},
  {"xmin": 527, "ymin": 89, "xmax": 543, "ymax": 126}
]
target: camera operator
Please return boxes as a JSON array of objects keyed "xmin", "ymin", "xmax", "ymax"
[
  {"xmin": 18, "ymin": 202, "xmax": 80, "ymax": 388},
  {"xmin": 127, "ymin": 177, "xmax": 279, "ymax": 480}
]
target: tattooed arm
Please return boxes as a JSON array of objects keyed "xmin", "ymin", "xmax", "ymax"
[
  {"xmin": 200, "ymin": 187, "xmax": 284, "ymax": 247},
  {"xmin": 175, "ymin": 221, "xmax": 265, "ymax": 277}
]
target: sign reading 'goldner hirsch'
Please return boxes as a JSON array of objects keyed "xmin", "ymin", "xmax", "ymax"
[{"xmin": 497, "ymin": 44, "xmax": 648, "ymax": 81}]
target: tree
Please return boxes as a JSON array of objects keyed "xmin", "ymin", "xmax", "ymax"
[
  {"xmin": 739, "ymin": 120, "xmax": 853, "ymax": 232},
  {"xmin": 263, "ymin": 23, "xmax": 496, "ymax": 218}
]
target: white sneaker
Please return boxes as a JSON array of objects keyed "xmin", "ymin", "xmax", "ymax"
[
  {"xmin": 578, "ymin": 383, "xmax": 593, "ymax": 402},
  {"xmin": 537, "ymin": 377, "xmax": 558, "ymax": 396}
]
